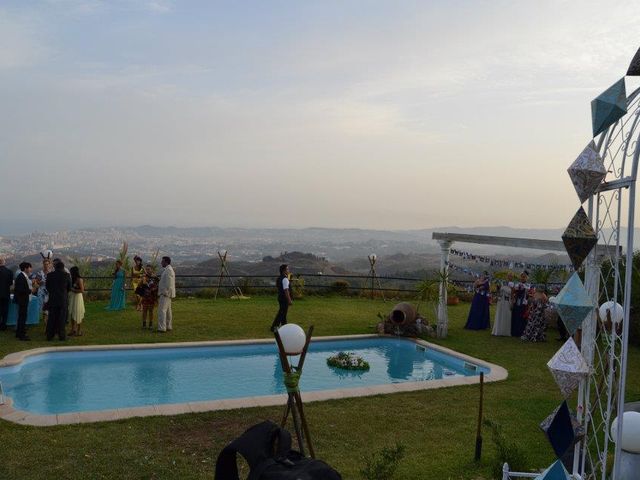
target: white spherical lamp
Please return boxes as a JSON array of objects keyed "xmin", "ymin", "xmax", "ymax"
[
  {"xmin": 611, "ymin": 411, "xmax": 640, "ymax": 453},
  {"xmin": 599, "ymin": 301, "xmax": 624, "ymax": 324},
  {"xmin": 278, "ymin": 323, "xmax": 306, "ymax": 356}
]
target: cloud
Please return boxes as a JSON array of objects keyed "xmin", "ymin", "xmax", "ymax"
[
  {"xmin": 145, "ymin": 1, "xmax": 172, "ymax": 13},
  {"xmin": 0, "ymin": 9, "xmax": 49, "ymax": 69},
  {"xmin": 42, "ymin": 0, "xmax": 172, "ymax": 14}
]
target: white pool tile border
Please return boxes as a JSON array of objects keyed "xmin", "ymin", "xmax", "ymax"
[{"xmin": 0, "ymin": 335, "xmax": 507, "ymax": 426}]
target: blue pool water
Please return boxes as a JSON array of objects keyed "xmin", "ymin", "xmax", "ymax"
[{"xmin": 0, "ymin": 337, "xmax": 489, "ymax": 414}]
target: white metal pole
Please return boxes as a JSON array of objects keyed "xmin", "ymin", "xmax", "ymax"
[
  {"xmin": 612, "ymin": 165, "xmax": 637, "ymax": 480},
  {"xmin": 437, "ymin": 240, "xmax": 451, "ymax": 338}
]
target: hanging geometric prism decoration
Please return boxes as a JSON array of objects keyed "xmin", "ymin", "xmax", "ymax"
[
  {"xmin": 547, "ymin": 338, "xmax": 590, "ymax": 398},
  {"xmin": 561, "ymin": 207, "xmax": 598, "ymax": 271},
  {"xmin": 550, "ymin": 272, "xmax": 595, "ymax": 335},
  {"xmin": 591, "ymin": 78, "xmax": 627, "ymax": 137},
  {"xmin": 533, "ymin": 459, "xmax": 572, "ymax": 480},
  {"xmin": 539, "ymin": 400, "xmax": 585, "ymax": 458},
  {"xmin": 627, "ymin": 46, "xmax": 640, "ymax": 76},
  {"xmin": 567, "ymin": 140, "xmax": 607, "ymax": 203}
]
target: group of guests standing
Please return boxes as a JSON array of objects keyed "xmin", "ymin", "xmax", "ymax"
[
  {"xmin": 104, "ymin": 255, "xmax": 176, "ymax": 332},
  {"xmin": 464, "ymin": 270, "xmax": 550, "ymax": 342},
  {"xmin": 0, "ymin": 254, "xmax": 85, "ymax": 342}
]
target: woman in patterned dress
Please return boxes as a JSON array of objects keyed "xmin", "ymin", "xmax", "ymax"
[
  {"xmin": 35, "ymin": 257, "xmax": 53, "ymax": 327},
  {"xmin": 131, "ymin": 256, "xmax": 144, "ymax": 311},
  {"xmin": 521, "ymin": 287, "xmax": 548, "ymax": 342}
]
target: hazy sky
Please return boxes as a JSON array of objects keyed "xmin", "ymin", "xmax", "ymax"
[{"xmin": 2, "ymin": 0, "xmax": 640, "ymax": 232}]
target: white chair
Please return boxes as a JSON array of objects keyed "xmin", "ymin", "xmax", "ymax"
[
  {"xmin": 501, "ymin": 463, "xmax": 582, "ymax": 480},
  {"xmin": 501, "ymin": 463, "xmax": 538, "ymax": 480}
]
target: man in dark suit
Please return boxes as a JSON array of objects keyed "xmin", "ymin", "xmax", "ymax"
[
  {"xmin": 13, "ymin": 261, "xmax": 33, "ymax": 341},
  {"xmin": 0, "ymin": 258, "xmax": 13, "ymax": 331},
  {"xmin": 46, "ymin": 260, "xmax": 71, "ymax": 341}
]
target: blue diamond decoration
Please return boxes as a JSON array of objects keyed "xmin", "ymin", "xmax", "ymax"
[
  {"xmin": 540, "ymin": 401, "xmax": 581, "ymax": 458},
  {"xmin": 534, "ymin": 460, "xmax": 571, "ymax": 480},
  {"xmin": 550, "ymin": 273, "xmax": 595, "ymax": 335},
  {"xmin": 627, "ymin": 47, "xmax": 640, "ymax": 76},
  {"xmin": 591, "ymin": 78, "xmax": 627, "ymax": 137}
]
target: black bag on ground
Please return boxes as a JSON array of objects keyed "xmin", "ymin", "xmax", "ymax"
[{"xmin": 214, "ymin": 420, "xmax": 342, "ymax": 480}]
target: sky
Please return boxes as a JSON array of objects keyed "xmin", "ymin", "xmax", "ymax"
[{"xmin": 1, "ymin": 0, "xmax": 640, "ymax": 232}]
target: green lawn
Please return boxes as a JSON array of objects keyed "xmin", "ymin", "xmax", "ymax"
[{"xmin": 0, "ymin": 296, "xmax": 638, "ymax": 479}]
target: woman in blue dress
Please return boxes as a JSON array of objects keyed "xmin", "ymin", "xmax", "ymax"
[
  {"xmin": 464, "ymin": 271, "xmax": 491, "ymax": 330},
  {"xmin": 105, "ymin": 260, "xmax": 126, "ymax": 311}
]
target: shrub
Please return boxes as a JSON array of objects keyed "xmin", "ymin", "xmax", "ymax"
[
  {"xmin": 360, "ymin": 443, "xmax": 405, "ymax": 480},
  {"xmin": 484, "ymin": 419, "xmax": 529, "ymax": 478},
  {"xmin": 291, "ymin": 276, "xmax": 305, "ymax": 299},
  {"xmin": 458, "ymin": 292, "xmax": 474, "ymax": 303},
  {"xmin": 330, "ymin": 280, "xmax": 351, "ymax": 295},
  {"xmin": 239, "ymin": 277, "xmax": 253, "ymax": 295},
  {"xmin": 194, "ymin": 288, "xmax": 217, "ymax": 299}
]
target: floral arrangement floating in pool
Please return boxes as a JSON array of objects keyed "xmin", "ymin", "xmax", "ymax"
[{"xmin": 326, "ymin": 352, "xmax": 370, "ymax": 371}]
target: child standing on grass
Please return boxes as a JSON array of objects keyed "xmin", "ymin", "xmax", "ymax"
[{"xmin": 136, "ymin": 274, "xmax": 158, "ymax": 330}]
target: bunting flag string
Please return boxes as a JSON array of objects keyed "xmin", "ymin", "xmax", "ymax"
[
  {"xmin": 447, "ymin": 262, "xmax": 564, "ymax": 293},
  {"xmin": 449, "ymin": 248, "xmax": 574, "ymax": 272},
  {"xmin": 448, "ymin": 262, "xmax": 485, "ymax": 279}
]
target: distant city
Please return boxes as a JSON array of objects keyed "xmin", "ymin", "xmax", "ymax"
[{"xmin": 0, "ymin": 225, "xmax": 587, "ymax": 277}]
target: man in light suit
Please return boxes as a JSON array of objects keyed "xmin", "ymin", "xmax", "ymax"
[{"xmin": 157, "ymin": 256, "xmax": 175, "ymax": 332}]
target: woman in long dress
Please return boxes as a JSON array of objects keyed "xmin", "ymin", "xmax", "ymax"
[
  {"xmin": 464, "ymin": 272, "xmax": 491, "ymax": 330},
  {"xmin": 131, "ymin": 256, "xmax": 144, "ymax": 311},
  {"xmin": 492, "ymin": 274, "xmax": 513, "ymax": 336},
  {"xmin": 521, "ymin": 287, "xmax": 548, "ymax": 342},
  {"xmin": 105, "ymin": 260, "xmax": 126, "ymax": 311},
  {"xmin": 510, "ymin": 271, "xmax": 530, "ymax": 337},
  {"xmin": 34, "ymin": 258, "xmax": 53, "ymax": 327},
  {"xmin": 68, "ymin": 266, "xmax": 85, "ymax": 336}
]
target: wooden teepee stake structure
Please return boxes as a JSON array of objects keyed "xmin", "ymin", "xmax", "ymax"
[
  {"xmin": 214, "ymin": 250, "xmax": 243, "ymax": 300},
  {"xmin": 274, "ymin": 326, "xmax": 315, "ymax": 458},
  {"xmin": 364, "ymin": 254, "xmax": 385, "ymax": 302}
]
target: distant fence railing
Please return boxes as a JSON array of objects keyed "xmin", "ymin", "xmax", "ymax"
[
  {"xmin": 82, "ymin": 273, "xmax": 425, "ymax": 293},
  {"xmin": 81, "ymin": 272, "xmax": 566, "ymax": 295}
]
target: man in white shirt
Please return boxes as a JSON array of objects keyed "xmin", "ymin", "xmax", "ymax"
[
  {"xmin": 157, "ymin": 256, "xmax": 176, "ymax": 332},
  {"xmin": 270, "ymin": 264, "xmax": 292, "ymax": 332}
]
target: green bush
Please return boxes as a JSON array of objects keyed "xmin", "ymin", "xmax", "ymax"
[
  {"xmin": 291, "ymin": 276, "xmax": 305, "ymax": 299},
  {"xmin": 193, "ymin": 288, "xmax": 217, "ymax": 299},
  {"xmin": 601, "ymin": 251, "xmax": 640, "ymax": 346},
  {"xmin": 360, "ymin": 443, "xmax": 405, "ymax": 480},
  {"xmin": 484, "ymin": 419, "xmax": 529, "ymax": 478},
  {"xmin": 331, "ymin": 280, "xmax": 351, "ymax": 295}
]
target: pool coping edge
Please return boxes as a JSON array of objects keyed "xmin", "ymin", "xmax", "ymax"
[{"xmin": 0, "ymin": 335, "xmax": 508, "ymax": 426}]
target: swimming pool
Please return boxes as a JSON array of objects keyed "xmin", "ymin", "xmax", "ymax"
[{"xmin": 0, "ymin": 335, "xmax": 506, "ymax": 425}]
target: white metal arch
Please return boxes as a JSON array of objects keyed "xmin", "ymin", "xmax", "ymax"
[
  {"xmin": 578, "ymin": 82, "xmax": 640, "ymax": 480},
  {"xmin": 433, "ymin": 78, "xmax": 640, "ymax": 477}
]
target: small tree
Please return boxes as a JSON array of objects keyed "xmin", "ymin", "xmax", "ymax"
[{"xmin": 416, "ymin": 268, "xmax": 449, "ymax": 318}]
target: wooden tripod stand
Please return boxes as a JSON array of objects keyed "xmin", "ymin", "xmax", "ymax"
[
  {"xmin": 365, "ymin": 254, "xmax": 386, "ymax": 302},
  {"xmin": 274, "ymin": 326, "xmax": 316, "ymax": 458},
  {"xmin": 214, "ymin": 250, "xmax": 244, "ymax": 300}
]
